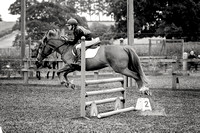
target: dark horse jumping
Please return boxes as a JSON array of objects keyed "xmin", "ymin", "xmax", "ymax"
[
  {"xmin": 36, "ymin": 30, "xmax": 150, "ymax": 95},
  {"xmin": 31, "ymin": 42, "xmax": 58, "ymax": 80}
]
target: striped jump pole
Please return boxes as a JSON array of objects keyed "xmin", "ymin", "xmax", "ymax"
[{"xmin": 80, "ymin": 36, "xmax": 86, "ymax": 117}]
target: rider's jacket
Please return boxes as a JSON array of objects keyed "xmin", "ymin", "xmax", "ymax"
[{"xmin": 70, "ymin": 26, "xmax": 92, "ymax": 45}]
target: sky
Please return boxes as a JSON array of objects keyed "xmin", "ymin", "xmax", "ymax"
[{"xmin": 0, "ymin": 0, "xmax": 19, "ymax": 22}]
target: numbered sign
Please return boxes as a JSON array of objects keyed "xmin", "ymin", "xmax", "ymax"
[{"xmin": 135, "ymin": 98, "xmax": 152, "ymax": 111}]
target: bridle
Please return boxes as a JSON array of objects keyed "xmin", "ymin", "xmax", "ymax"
[
  {"xmin": 45, "ymin": 38, "xmax": 66, "ymax": 52},
  {"xmin": 36, "ymin": 30, "xmax": 75, "ymax": 69},
  {"xmin": 37, "ymin": 30, "xmax": 66, "ymax": 61}
]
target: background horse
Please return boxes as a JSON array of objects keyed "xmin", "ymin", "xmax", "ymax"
[
  {"xmin": 31, "ymin": 42, "xmax": 58, "ymax": 80},
  {"xmin": 36, "ymin": 30, "xmax": 150, "ymax": 95}
]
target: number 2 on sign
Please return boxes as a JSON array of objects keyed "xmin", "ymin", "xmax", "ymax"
[{"xmin": 144, "ymin": 101, "xmax": 149, "ymax": 107}]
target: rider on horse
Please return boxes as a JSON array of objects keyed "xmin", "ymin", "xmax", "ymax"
[{"xmin": 65, "ymin": 18, "xmax": 94, "ymax": 66}]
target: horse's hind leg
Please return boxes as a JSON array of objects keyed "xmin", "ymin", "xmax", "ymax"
[
  {"xmin": 116, "ymin": 68, "xmax": 143, "ymax": 87},
  {"xmin": 118, "ymin": 68, "xmax": 139, "ymax": 80},
  {"xmin": 117, "ymin": 68, "xmax": 150, "ymax": 95}
]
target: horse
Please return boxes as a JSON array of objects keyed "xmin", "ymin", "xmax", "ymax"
[
  {"xmin": 36, "ymin": 29, "xmax": 150, "ymax": 95},
  {"xmin": 31, "ymin": 42, "xmax": 58, "ymax": 80}
]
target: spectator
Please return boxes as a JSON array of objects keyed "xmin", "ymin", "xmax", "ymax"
[{"xmin": 188, "ymin": 51, "xmax": 198, "ymax": 71}]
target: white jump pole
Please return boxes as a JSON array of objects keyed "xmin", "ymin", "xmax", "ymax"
[
  {"xmin": 85, "ymin": 77, "xmax": 124, "ymax": 86},
  {"xmin": 97, "ymin": 106, "xmax": 136, "ymax": 119},
  {"xmin": 80, "ymin": 36, "xmax": 86, "ymax": 117},
  {"xmin": 86, "ymin": 87, "xmax": 125, "ymax": 96}
]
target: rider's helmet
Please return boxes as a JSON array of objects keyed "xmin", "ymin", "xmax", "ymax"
[{"xmin": 66, "ymin": 18, "xmax": 78, "ymax": 26}]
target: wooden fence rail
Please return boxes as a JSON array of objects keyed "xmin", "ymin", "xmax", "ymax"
[{"xmin": 1, "ymin": 57, "xmax": 200, "ymax": 90}]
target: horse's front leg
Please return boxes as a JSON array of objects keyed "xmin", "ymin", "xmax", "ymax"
[
  {"xmin": 57, "ymin": 64, "xmax": 76, "ymax": 89},
  {"xmin": 63, "ymin": 71, "xmax": 76, "ymax": 89}
]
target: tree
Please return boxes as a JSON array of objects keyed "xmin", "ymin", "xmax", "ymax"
[
  {"xmin": 8, "ymin": 0, "xmax": 38, "ymax": 15},
  {"xmin": 9, "ymin": 1, "xmax": 88, "ymax": 40},
  {"xmin": 107, "ymin": 0, "xmax": 200, "ymax": 41},
  {"xmin": 9, "ymin": 0, "xmax": 88, "ymax": 48},
  {"xmin": 90, "ymin": 22, "xmax": 110, "ymax": 38},
  {"xmin": 61, "ymin": 0, "xmax": 110, "ymax": 20},
  {"xmin": 157, "ymin": 0, "xmax": 200, "ymax": 41},
  {"xmin": 106, "ymin": 0, "xmax": 141, "ymax": 38}
]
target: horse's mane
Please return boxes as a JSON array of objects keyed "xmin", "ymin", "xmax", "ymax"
[
  {"xmin": 44, "ymin": 29, "xmax": 71, "ymax": 48},
  {"xmin": 48, "ymin": 29, "xmax": 60, "ymax": 38},
  {"xmin": 41, "ymin": 29, "xmax": 60, "ymax": 44}
]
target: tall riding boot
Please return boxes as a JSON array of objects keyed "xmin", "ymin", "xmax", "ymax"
[
  {"xmin": 71, "ymin": 48, "xmax": 81, "ymax": 70},
  {"xmin": 76, "ymin": 48, "xmax": 81, "ymax": 65}
]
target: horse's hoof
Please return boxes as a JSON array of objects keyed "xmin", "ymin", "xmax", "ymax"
[
  {"xmin": 70, "ymin": 84, "xmax": 76, "ymax": 90},
  {"xmin": 143, "ymin": 90, "xmax": 152, "ymax": 96},
  {"xmin": 61, "ymin": 81, "xmax": 65, "ymax": 85},
  {"xmin": 65, "ymin": 82, "xmax": 69, "ymax": 88},
  {"xmin": 139, "ymin": 86, "xmax": 151, "ymax": 95}
]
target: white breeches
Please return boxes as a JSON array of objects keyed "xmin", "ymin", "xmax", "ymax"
[{"xmin": 76, "ymin": 37, "xmax": 100, "ymax": 49}]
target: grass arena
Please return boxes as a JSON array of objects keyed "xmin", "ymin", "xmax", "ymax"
[{"xmin": 0, "ymin": 72, "xmax": 200, "ymax": 132}]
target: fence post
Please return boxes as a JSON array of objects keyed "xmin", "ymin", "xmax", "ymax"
[
  {"xmin": 149, "ymin": 39, "xmax": 152, "ymax": 56},
  {"xmin": 181, "ymin": 39, "xmax": 185, "ymax": 58},
  {"xmin": 183, "ymin": 52, "xmax": 188, "ymax": 71},
  {"xmin": 6, "ymin": 63, "xmax": 11, "ymax": 78},
  {"xmin": 23, "ymin": 59, "xmax": 29, "ymax": 84},
  {"xmin": 28, "ymin": 38, "xmax": 33, "ymax": 77}
]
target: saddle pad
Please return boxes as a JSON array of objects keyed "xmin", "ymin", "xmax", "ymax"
[{"xmin": 85, "ymin": 47, "xmax": 100, "ymax": 58}]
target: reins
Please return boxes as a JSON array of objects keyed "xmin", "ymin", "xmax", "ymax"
[
  {"xmin": 46, "ymin": 38, "xmax": 66, "ymax": 54},
  {"xmin": 37, "ymin": 38, "xmax": 65, "ymax": 61},
  {"xmin": 42, "ymin": 38, "xmax": 74, "ymax": 68}
]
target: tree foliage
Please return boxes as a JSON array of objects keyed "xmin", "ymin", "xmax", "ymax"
[
  {"xmin": 9, "ymin": 0, "xmax": 200, "ymax": 41},
  {"xmin": 9, "ymin": 0, "xmax": 38, "ymax": 15},
  {"xmin": 107, "ymin": 0, "xmax": 200, "ymax": 41},
  {"xmin": 90, "ymin": 22, "xmax": 110, "ymax": 38},
  {"xmin": 63, "ymin": 0, "xmax": 109, "ymax": 19},
  {"xmin": 9, "ymin": 0, "xmax": 88, "ymax": 41}
]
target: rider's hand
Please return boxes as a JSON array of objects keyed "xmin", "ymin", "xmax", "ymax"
[{"xmin": 76, "ymin": 45, "xmax": 81, "ymax": 49}]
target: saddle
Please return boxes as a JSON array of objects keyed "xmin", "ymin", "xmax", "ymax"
[{"xmin": 72, "ymin": 44, "xmax": 99, "ymax": 56}]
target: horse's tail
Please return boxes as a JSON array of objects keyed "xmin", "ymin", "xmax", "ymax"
[{"xmin": 125, "ymin": 46, "xmax": 148, "ymax": 84}]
